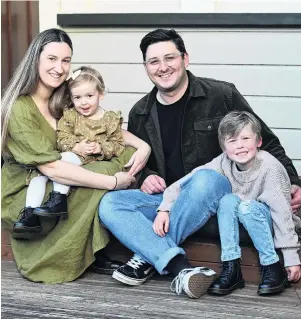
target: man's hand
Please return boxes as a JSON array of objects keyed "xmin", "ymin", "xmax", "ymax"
[
  {"xmin": 140, "ymin": 174, "xmax": 166, "ymax": 194},
  {"xmin": 286, "ymin": 265, "xmax": 301, "ymax": 282},
  {"xmin": 291, "ymin": 184, "xmax": 301, "ymax": 214},
  {"xmin": 124, "ymin": 144, "xmax": 151, "ymax": 176},
  {"xmin": 153, "ymin": 211, "xmax": 170, "ymax": 237}
]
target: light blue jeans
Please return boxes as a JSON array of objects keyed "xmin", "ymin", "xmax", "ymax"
[
  {"xmin": 99, "ymin": 170, "xmax": 232, "ymax": 274},
  {"xmin": 217, "ymin": 194, "xmax": 279, "ymax": 266}
]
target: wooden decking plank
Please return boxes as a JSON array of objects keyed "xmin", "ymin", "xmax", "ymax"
[{"xmin": 1, "ymin": 261, "xmax": 300, "ymax": 319}]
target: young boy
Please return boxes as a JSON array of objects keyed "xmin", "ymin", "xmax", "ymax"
[{"xmin": 155, "ymin": 111, "xmax": 301, "ymax": 296}]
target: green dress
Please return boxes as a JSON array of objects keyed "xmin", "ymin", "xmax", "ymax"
[{"xmin": 1, "ymin": 96, "xmax": 135, "ymax": 284}]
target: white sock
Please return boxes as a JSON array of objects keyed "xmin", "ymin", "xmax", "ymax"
[
  {"xmin": 26, "ymin": 176, "xmax": 48, "ymax": 208},
  {"xmin": 53, "ymin": 152, "xmax": 82, "ymax": 194}
]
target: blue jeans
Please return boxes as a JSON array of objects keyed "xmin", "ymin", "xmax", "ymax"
[
  {"xmin": 217, "ymin": 194, "xmax": 279, "ymax": 266},
  {"xmin": 99, "ymin": 170, "xmax": 232, "ymax": 274}
]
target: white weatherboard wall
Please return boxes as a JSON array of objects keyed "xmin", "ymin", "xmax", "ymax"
[{"xmin": 39, "ymin": 1, "xmax": 301, "ymax": 175}]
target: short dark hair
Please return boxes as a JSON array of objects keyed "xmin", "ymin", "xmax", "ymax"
[{"xmin": 140, "ymin": 29, "xmax": 187, "ymax": 61}]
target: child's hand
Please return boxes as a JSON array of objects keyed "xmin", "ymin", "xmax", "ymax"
[
  {"xmin": 73, "ymin": 139, "xmax": 95, "ymax": 155},
  {"xmin": 285, "ymin": 265, "xmax": 301, "ymax": 282},
  {"xmin": 124, "ymin": 143, "xmax": 151, "ymax": 176},
  {"xmin": 114, "ymin": 172, "xmax": 136, "ymax": 190},
  {"xmin": 153, "ymin": 211, "xmax": 170, "ymax": 237},
  {"xmin": 91, "ymin": 142, "xmax": 103, "ymax": 155}
]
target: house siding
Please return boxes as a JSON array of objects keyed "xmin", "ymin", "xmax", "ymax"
[{"xmin": 39, "ymin": 1, "xmax": 301, "ymax": 174}]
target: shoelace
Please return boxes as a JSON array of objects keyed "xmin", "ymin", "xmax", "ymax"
[
  {"xmin": 126, "ymin": 255, "xmax": 147, "ymax": 270},
  {"xmin": 170, "ymin": 267, "xmax": 216, "ymax": 295},
  {"xmin": 261, "ymin": 265, "xmax": 276, "ymax": 281},
  {"xmin": 218, "ymin": 262, "xmax": 234, "ymax": 281},
  {"xmin": 170, "ymin": 268, "xmax": 193, "ymax": 295},
  {"xmin": 18, "ymin": 207, "xmax": 31, "ymax": 221}
]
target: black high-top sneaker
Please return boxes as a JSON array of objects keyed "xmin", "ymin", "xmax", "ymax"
[
  {"xmin": 13, "ymin": 207, "xmax": 42, "ymax": 233},
  {"xmin": 208, "ymin": 258, "xmax": 245, "ymax": 295},
  {"xmin": 33, "ymin": 191, "xmax": 68, "ymax": 218},
  {"xmin": 257, "ymin": 261, "xmax": 289, "ymax": 295}
]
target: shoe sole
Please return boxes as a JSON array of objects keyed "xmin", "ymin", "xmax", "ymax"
[
  {"xmin": 185, "ymin": 272, "xmax": 217, "ymax": 299},
  {"xmin": 207, "ymin": 280, "xmax": 245, "ymax": 295},
  {"xmin": 13, "ymin": 226, "xmax": 42, "ymax": 233},
  {"xmin": 257, "ymin": 280, "xmax": 289, "ymax": 295},
  {"xmin": 89, "ymin": 265, "xmax": 115, "ymax": 276},
  {"xmin": 33, "ymin": 211, "xmax": 68, "ymax": 218},
  {"xmin": 112, "ymin": 269, "xmax": 156, "ymax": 286}
]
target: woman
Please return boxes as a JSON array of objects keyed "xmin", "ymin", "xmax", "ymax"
[{"xmin": 1, "ymin": 28, "xmax": 149, "ymax": 284}]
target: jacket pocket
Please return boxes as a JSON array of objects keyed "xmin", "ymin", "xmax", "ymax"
[
  {"xmin": 194, "ymin": 117, "xmax": 222, "ymax": 132},
  {"xmin": 194, "ymin": 117, "xmax": 223, "ymax": 160}
]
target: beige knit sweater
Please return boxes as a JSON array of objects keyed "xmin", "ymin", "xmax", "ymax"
[{"xmin": 158, "ymin": 150, "xmax": 301, "ymax": 267}]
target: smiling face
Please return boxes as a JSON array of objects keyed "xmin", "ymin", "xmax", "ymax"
[
  {"xmin": 71, "ymin": 81, "xmax": 104, "ymax": 118},
  {"xmin": 223, "ymin": 124, "xmax": 262, "ymax": 171},
  {"xmin": 144, "ymin": 41, "xmax": 189, "ymax": 94},
  {"xmin": 38, "ymin": 42, "xmax": 72, "ymax": 91}
]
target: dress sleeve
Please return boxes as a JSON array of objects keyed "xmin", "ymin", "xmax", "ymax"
[
  {"xmin": 100, "ymin": 111, "xmax": 125, "ymax": 160},
  {"xmin": 6, "ymin": 99, "xmax": 61, "ymax": 166},
  {"xmin": 57, "ymin": 108, "xmax": 81, "ymax": 152}
]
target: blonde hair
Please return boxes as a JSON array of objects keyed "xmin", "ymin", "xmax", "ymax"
[
  {"xmin": 1, "ymin": 28, "xmax": 73, "ymax": 154},
  {"xmin": 67, "ymin": 66, "xmax": 106, "ymax": 99},
  {"xmin": 218, "ymin": 111, "xmax": 262, "ymax": 150}
]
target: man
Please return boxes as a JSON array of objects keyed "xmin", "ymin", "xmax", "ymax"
[{"xmin": 99, "ymin": 29, "xmax": 301, "ymax": 298}]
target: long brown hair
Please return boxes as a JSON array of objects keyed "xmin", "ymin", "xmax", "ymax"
[{"xmin": 1, "ymin": 28, "xmax": 73, "ymax": 153}]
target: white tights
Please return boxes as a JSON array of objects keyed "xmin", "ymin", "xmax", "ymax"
[{"xmin": 25, "ymin": 152, "xmax": 82, "ymax": 208}]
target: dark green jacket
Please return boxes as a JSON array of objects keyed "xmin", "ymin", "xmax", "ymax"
[{"xmin": 128, "ymin": 71, "xmax": 301, "ymax": 187}]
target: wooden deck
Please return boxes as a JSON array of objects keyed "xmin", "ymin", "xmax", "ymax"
[{"xmin": 1, "ymin": 261, "xmax": 301, "ymax": 319}]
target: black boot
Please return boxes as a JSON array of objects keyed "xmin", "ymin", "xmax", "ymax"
[
  {"xmin": 13, "ymin": 207, "xmax": 42, "ymax": 233},
  {"xmin": 89, "ymin": 250, "xmax": 123, "ymax": 275},
  {"xmin": 257, "ymin": 261, "xmax": 288, "ymax": 295},
  {"xmin": 33, "ymin": 191, "xmax": 68, "ymax": 218},
  {"xmin": 208, "ymin": 259, "xmax": 245, "ymax": 295}
]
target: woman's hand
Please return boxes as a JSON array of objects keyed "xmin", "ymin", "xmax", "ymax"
[
  {"xmin": 114, "ymin": 172, "xmax": 136, "ymax": 190},
  {"xmin": 153, "ymin": 211, "xmax": 170, "ymax": 237},
  {"xmin": 286, "ymin": 265, "xmax": 301, "ymax": 282},
  {"xmin": 124, "ymin": 143, "xmax": 151, "ymax": 176}
]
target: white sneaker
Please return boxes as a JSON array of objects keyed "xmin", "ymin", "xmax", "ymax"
[{"xmin": 170, "ymin": 267, "xmax": 216, "ymax": 298}]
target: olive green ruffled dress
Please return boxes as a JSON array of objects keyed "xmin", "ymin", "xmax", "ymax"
[{"xmin": 1, "ymin": 96, "xmax": 135, "ymax": 284}]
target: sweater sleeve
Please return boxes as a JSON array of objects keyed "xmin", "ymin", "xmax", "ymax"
[
  {"xmin": 157, "ymin": 155, "xmax": 224, "ymax": 213},
  {"xmin": 258, "ymin": 166, "xmax": 300, "ymax": 267}
]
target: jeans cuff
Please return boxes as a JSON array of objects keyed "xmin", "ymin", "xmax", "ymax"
[
  {"xmin": 260, "ymin": 255, "xmax": 279, "ymax": 266},
  {"xmin": 221, "ymin": 252, "xmax": 241, "ymax": 262},
  {"xmin": 155, "ymin": 247, "xmax": 186, "ymax": 274}
]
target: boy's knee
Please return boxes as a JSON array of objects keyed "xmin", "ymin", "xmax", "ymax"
[
  {"xmin": 219, "ymin": 193, "xmax": 240, "ymax": 209},
  {"xmin": 236, "ymin": 201, "xmax": 269, "ymax": 226}
]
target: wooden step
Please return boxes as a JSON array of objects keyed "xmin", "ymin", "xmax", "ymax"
[{"xmin": 2, "ymin": 230, "xmax": 300, "ymax": 287}]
